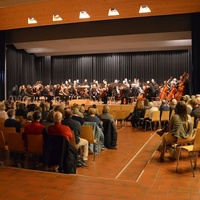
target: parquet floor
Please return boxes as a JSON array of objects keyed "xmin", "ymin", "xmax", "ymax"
[{"xmin": 0, "ymin": 124, "xmax": 200, "ymax": 200}]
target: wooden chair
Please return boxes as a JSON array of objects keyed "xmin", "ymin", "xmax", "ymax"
[
  {"xmin": 69, "ymin": 131, "xmax": 76, "ymax": 147},
  {"xmin": 115, "ymin": 110, "xmax": 126, "ymax": 126},
  {"xmin": 176, "ymin": 128, "xmax": 200, "ymax": 177},
  {"xmin": 1, "ymin": 127, "xmax": 16, "ymax": 144},
  {"xmin": 197, "ymin": 121, "xmax": 200, "ymax": 129},
  {"xmin": 15, "ymin": 116, "xmax": 26, "ymax": 125},
  {"xmin": 161, "ymin": 127, "xmax": 196, "ymax": 161},
  {"xmin": 7, "ymin": 132, "xmax": 25, "ymax": 167},
  {"xmin": 80, "ymin": 125, "xmax": 98, "ymax": 161},
  {"xmin": 0, "ymin": 131, "xmax": 8, "ymax": 166},
  {"xmin": 145, "ymin": 111, "xmax": 161, "ymax": 131},
  {"xmin": 139, "ymin": 109, "xmax": 149, "ymax": 128},
  {"xmin": 26, "ymin": 134, "xmax": 43, "ymax": 168},
  {"xmin": 160, "ymin": 110, "xmax": 170, "ymax": 128}
]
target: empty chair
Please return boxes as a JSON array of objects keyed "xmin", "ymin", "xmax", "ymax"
[
  {"xmin": 7, "ymin": 132, "xmax": 25, "ymax": 167},
  {"xmin": 160, "ymin": 110, "xmax": 170, "ymax": 128},
  {"xmin": 1, "ymin": 127, "xmax": 16, "ymax": 144},
  {"xmin": 26, "ymin": 134, "xmax": 43, "ymax": 169},
  {"xmin": 176, "ymin": 128, "xmax": 200, "ymax": 177}
]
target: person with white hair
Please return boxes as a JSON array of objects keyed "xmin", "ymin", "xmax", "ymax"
[
  {"xmin": 142, "ymin": 101, "xmax": 159, "ymax": 130},
  {"xmin": 0, "ymin": 102, "xmax": 8, "ymax": 120}
]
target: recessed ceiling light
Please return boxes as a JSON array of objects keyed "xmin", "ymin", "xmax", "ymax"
[
  {"xmin": 139, "ymin": 5, "xmax": 151, "ymax": 13},
  {"xmin": 108, "ymin": 8, "xmax": 119, "ymax": 16},
  {"xmin": 53, "ymin": 14, "xmax": 63, "ymax": 21},
  {"xmin": 28, "ymin": 17, "xmax": 37, "ymax": 24},
  {"xmin": 79, "ymin": 11, "xmax": 90, "ymax": 19}
]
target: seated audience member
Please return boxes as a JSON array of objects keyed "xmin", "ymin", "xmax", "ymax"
[
  {"xmin": 169, "ymin": 98, "xmax": 177, "ymax": 115},
  {"xmin": 4, "ymin": 109, "xmax": 22, "ymax": 133},
  {"xmin": 84, "ymin": 107, "xmax": 103, "ymax": 129},
  {"xmin": 130, "ymin": 100, "xmax": 145, "ymax": 128},
  {"xmin": 43, "ymin": 110, "xmax": 55, "ymax": 129},
  {"xmin": 84, "ymin": 107, "xmax": 105, "ymax": 152},
  {"xmin": 39, "ymin": 101, "xmax": 49, "ymax": 122},
  {"xmin": 190, "ymin": 98, "xmax": 200, "ymax": 128},
  {"xmin": 100, "ymin": 105, "xmax": 118, "ymax": 149},
  {"xmin": 79, "ymin": 104, "xmax": 87, "ymax": 117},
  {"xmin": 159, "ymin": 100, "xmax": 170, "ymax": 113},
  {"xmin": 23, "ymin": 110, "xmax": 47, "ymax": 148},
  {"xmin": 48, "ymin": 111, "xmax": 72, "ymax": 141},
  {"xmin": 62, "ymin": 109, "xmax": 88, "ymax": 166},
  {"xmin": 15, "ymin": 102, "xmax": 27, "ymax": 119},
  {"xmin": 100, "ymin": 105, "xmax": 115, "ymax": 125},
  {"xmin": 0, "ymin": 102, "xmax": 8, "ymax": 120},
  {"xmin": 142, "ymin": 102, "xmax": 159, "ymax": 130},
  {"xmin": 71, "ymin": 104, "xmax": 84, "ymax": 118},
  {"xmin": 4, "ymin": 100, "xmax": 14, "ymax": 111},
  {"xmin": 159, "ymin": 101, "xmax": 193, "ymax": 161},
  {"xmin": 23, "ymin": 111, "xmax": 34, "ymax": 126}
]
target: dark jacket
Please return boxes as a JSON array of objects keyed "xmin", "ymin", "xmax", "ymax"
[
  {"xmin": 4, "ymin": 118, "xmax": 22, "ymax": 133},
  {"xmin": 44, "ymin": 135, "xmax": 77, "ymax": 174},
  {"xmin": 102, "ymin": 119, "xmax": 117, "ymax": 149}
]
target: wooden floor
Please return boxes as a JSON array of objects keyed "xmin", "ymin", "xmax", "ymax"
[{"xmin": 0, "ymin": 124, "xmax": 200, "ymax": 200}]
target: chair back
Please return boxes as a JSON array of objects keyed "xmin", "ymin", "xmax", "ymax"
[
  {"xmin": 193, "ymin": 128, "xmax": 200, "ymax": 151},
  {"xmin": 15, "ymin": 116, "xmax": 26, "ymax": 125},
  {"xmin": 7, "ymin": 132, "xmax": 25, "ymax": 153},
  {"xmin": 27, "ymin": 134, "xmax": 43, "ymax": 155},
  {"xmin": 151, "ymin": 111, "xmax": 160, "ymax": 122},
  {"xmin": 0, "ymin": 131, "xmax": 6, "ymax": 151},
  {"xmin": 196, "ymin": 121, "xmax": 200, "ymax": 129},
  {"xmin": 80, "ymin": 125, "xmax": 95, "ymax": 143},
  {"xmin": 170, "ymin": 110, "xmax": 175, "ymax": 119},
  {"xmin": 1, "ymin": 127, "xmax": 16, "ymax": 143},
  {"xmin": 160, "ymin": 110, "xmax": 170, "ymax": 122},
  {"xmin": 143, "ymin": 109, "xmax": 149, "ymax": 118},
  {"xmin": 177, "ymin": 128, "xmax": 196, "ymax": 144},
  {"xmin": 69, "ymin": 131, "xmax": 76, "ymax": 147}
]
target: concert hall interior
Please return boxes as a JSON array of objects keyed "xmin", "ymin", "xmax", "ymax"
[{"xmin": 0, "ymin": 1, "xmax": 200, "ymax": 200}]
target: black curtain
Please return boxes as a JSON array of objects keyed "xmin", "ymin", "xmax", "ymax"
[
  {"xmin": 6, "ymin": 45, "xmax": 191, "ymax": 96},
  {"xmin": 51, "ymin": 51, "xmax": 190, "ymax": 85},
  {"xmin": 6, "ymin": 45, "xmax": 38, "ymax": 97}
]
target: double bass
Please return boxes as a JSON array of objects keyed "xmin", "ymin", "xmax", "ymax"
[{"xmin": 174, "ymin": 76, "xmax": 185, "ymax": 101}]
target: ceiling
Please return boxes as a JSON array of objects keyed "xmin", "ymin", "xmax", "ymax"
[{"xmin": 1, "ymin": 0, "xmax": 200, "ymax": 56}]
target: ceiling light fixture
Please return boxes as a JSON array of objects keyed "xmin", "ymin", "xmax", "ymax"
[
  {"xmin": 79, "ymin": 11, "xmax": 90, "ymax": 19},
  {"xmin": 52, "ymin": 14, "xmax": 63, "ymax": 21},
  {"xmin": 108, "ymin": 8, "xmax": 119, "ymax": 16},
  {"xmin": 28, "ymin": 17, "xmax": 37, "ymax": 24},
  {"xmin": 139, "ymin": 5, "xmax": 151, "ymax": 13}
]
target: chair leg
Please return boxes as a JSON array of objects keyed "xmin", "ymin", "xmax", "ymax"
[
  {"xmin": 188, "ymin": 152, "xmax": 195, "ymax": 177},
  {"xmin": 176, "ymin": 148, "xmax": 182, "ymax": 172},
  {"xmin": 93, "ymin": 144, "xmax": 96, "ymax": 161}
]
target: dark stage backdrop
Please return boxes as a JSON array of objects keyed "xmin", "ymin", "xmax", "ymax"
[{"xmin": 6, "ymin": 45, "xmax": 191, "ymax": 97}]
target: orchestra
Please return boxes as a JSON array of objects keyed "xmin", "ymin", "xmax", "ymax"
[{"xmin": 12, "ymin": 72, "xmax": 190, "ymax": 104}]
